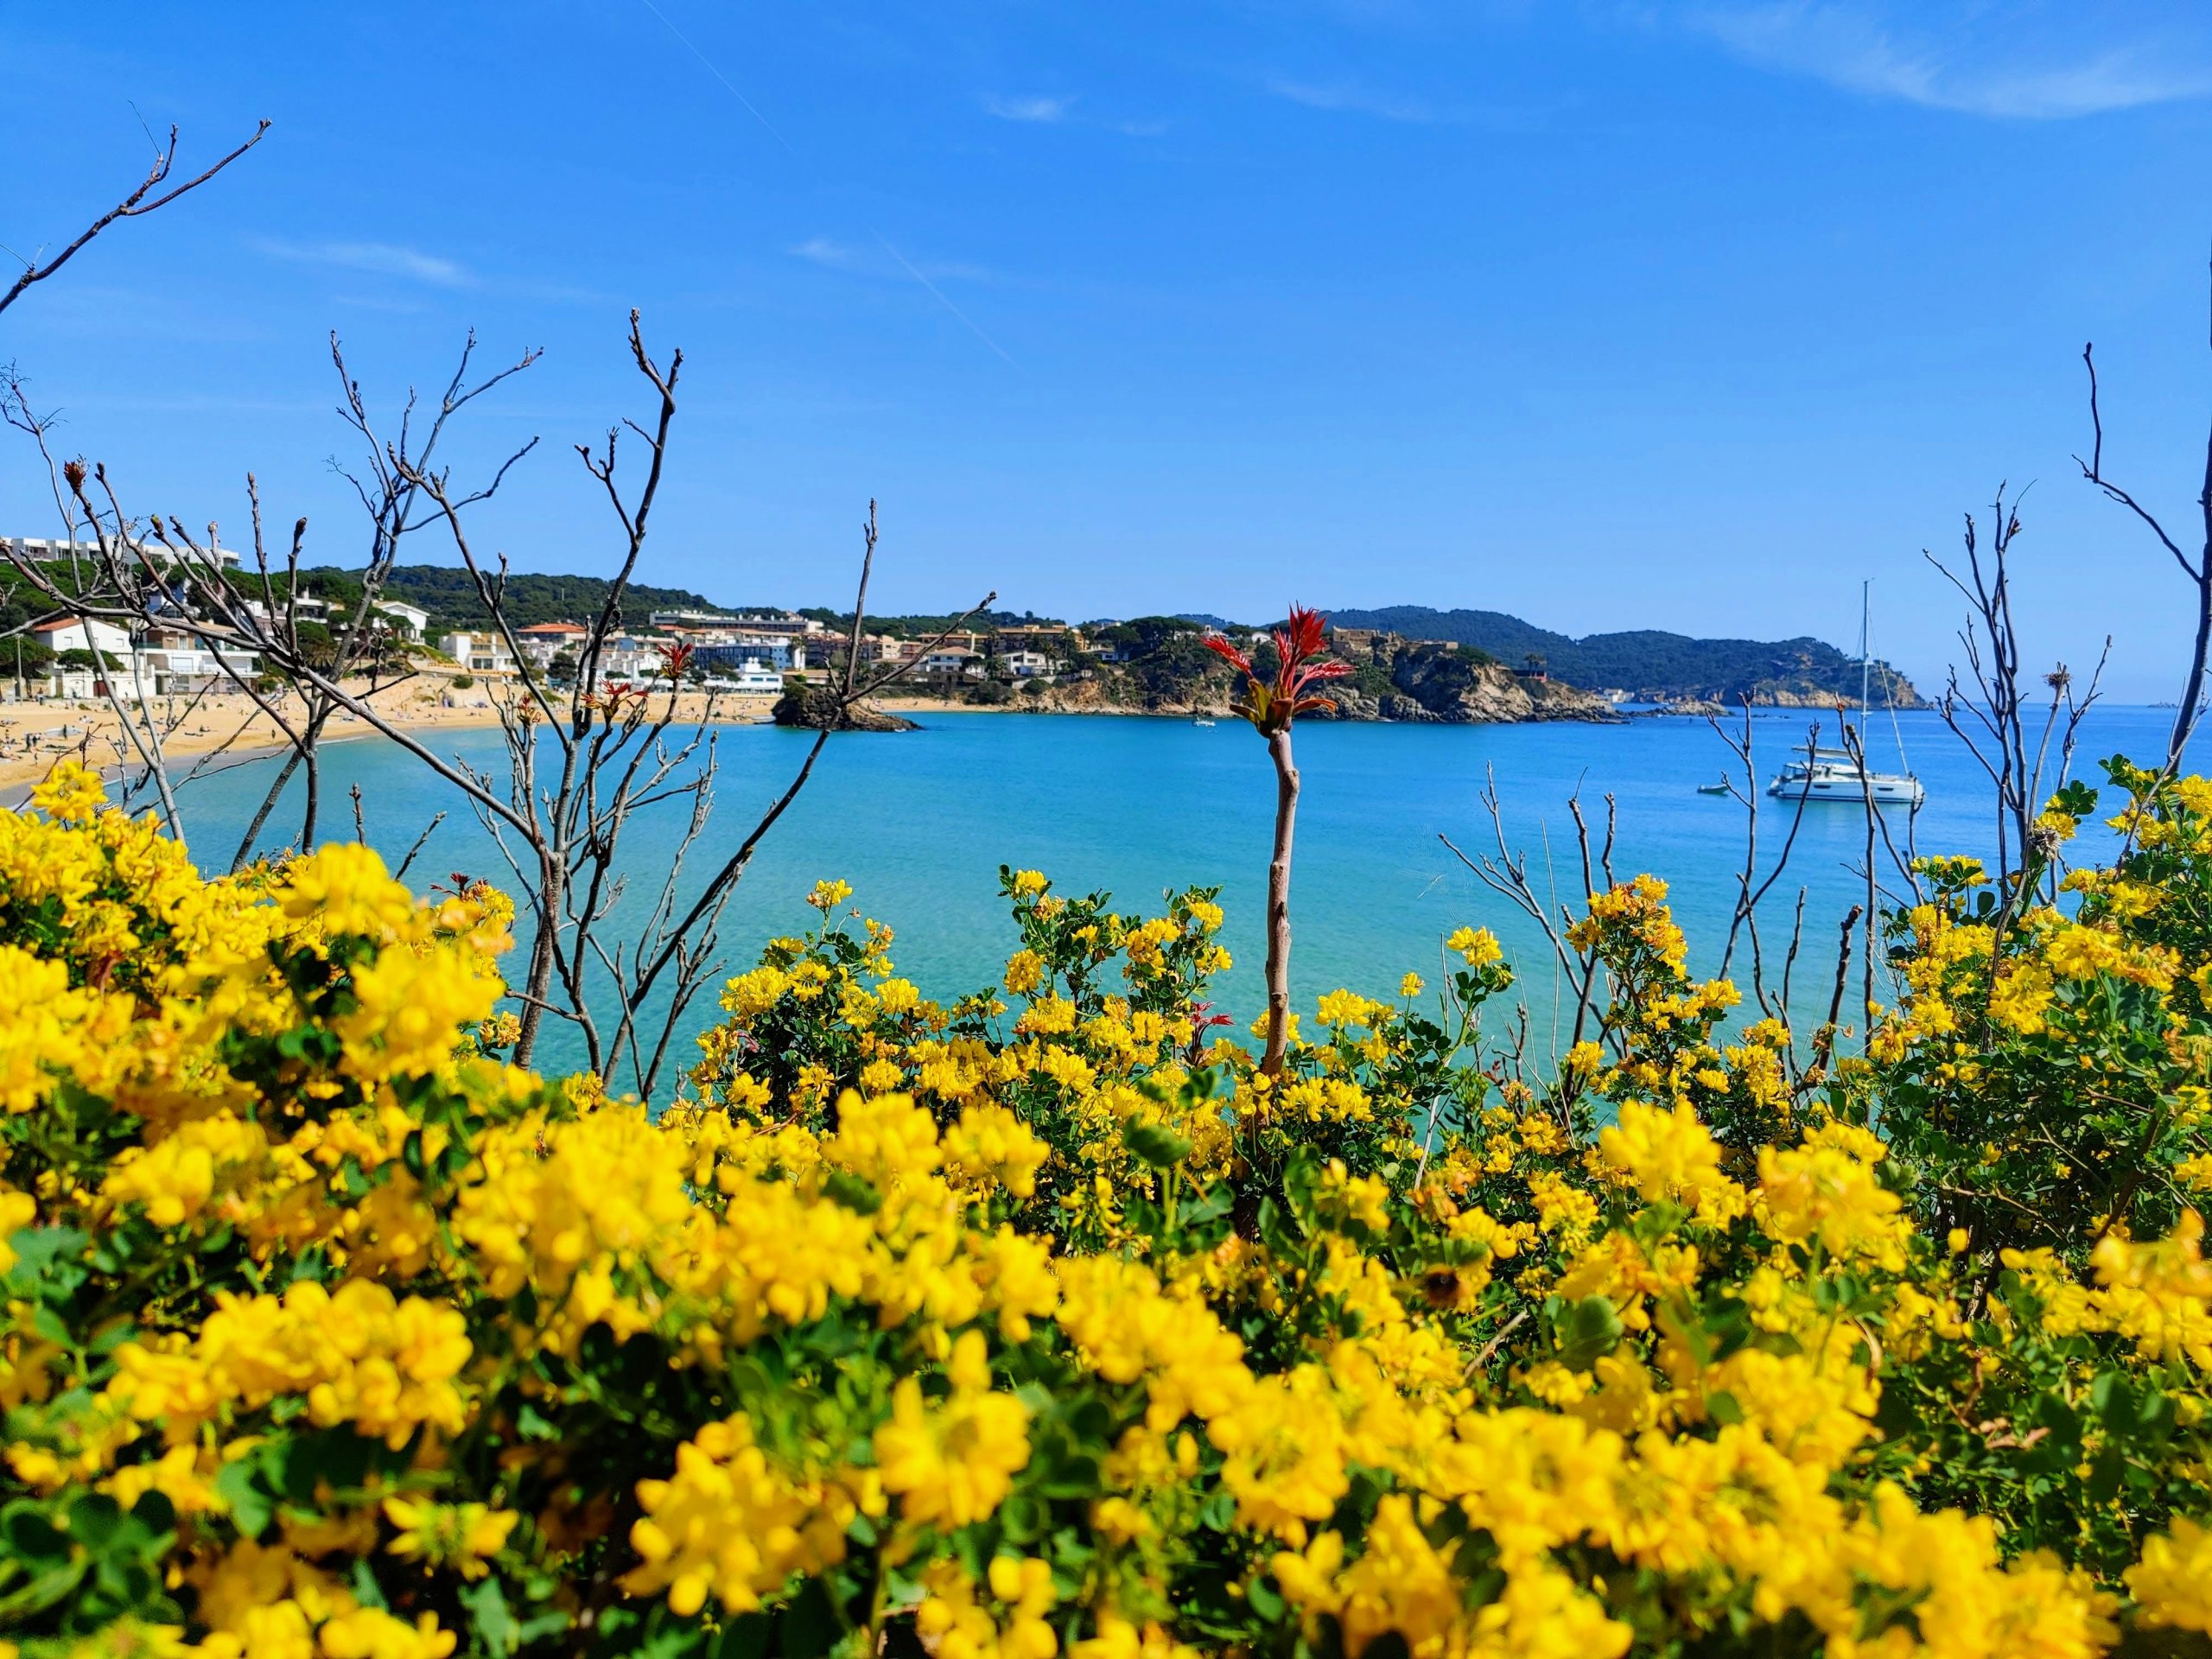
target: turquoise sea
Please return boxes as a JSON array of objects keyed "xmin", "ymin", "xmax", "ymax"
[{"xmin": 156, "ymin": 706, "xmax": 2198, "ymax": 1081}]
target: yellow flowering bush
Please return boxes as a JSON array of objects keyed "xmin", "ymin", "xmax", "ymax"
[{"xmin": 3, "ymin": 763, "xmax": 2212, "ymax": 1656}]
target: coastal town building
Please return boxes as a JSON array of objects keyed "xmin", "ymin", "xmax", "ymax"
[
  {"xmin": 649, "ymin": 607, "xmax": 825, "ymax": 640},
  {"xmin": 233, "ymin": 592, "xmax": 334, "ymax": 634},
  {"xmin": 595, "ymin": 634, "xmax": 674, "ymax": 683},
  {"xmin": 373, "ymin": 600, "xmax": 432, "ymax": 641},
  {"xmin": 439, "ymin": 630, "xmax": 518, "ymax": 676},
  {"xmin": 3, "ymin": 533, "xmax": 242, "ymax": 570},
  {"xmin": 23, "ymin": 616, "xmax": 257, "ymax": 699},
  {"xmin": 857, "ymin": 633, "xmax": 907, "ymax": 665},
  {"xmin": 992, "ymin": 624, "xmax": 1085, "ymax": 658},
  {"xmin": 918, "ymin": 647, "xmax": 985, "ymax": 681},
  {"xmin": 696, "ymin": 636, "xmax": 798, "ymax": 672},
  {"xmin": 134, "ymin": 634, "xmax": 259, "ymax": 696},
  {"xmin": 31, "ymin": 618, "xmax": 134, "ymax": 660},
  {"xmin": 998, "ymin": 649, "xmax": 1059, "ymax": 679},
  {"xmin": 514, "ymin": 621, "xmax": 590, "ymax": 668}
]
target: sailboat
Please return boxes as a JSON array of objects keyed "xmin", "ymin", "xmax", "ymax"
[{"xmin": 1767, "ymin": 582, "xmax": 1925, "ymax": 809}]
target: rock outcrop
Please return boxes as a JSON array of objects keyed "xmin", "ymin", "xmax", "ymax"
[
  {"xmin": 771, "ymin": 689, "xmax": 918, "ymax": 732},
  {"xmin": 1382, "ymin": 648, "xmax": 1617, "ymax": 723}
]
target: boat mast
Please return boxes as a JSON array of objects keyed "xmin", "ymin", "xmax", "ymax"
[{"xmin": 1859, "ymin": 579, "xmax": 1871, "ymax": 729}]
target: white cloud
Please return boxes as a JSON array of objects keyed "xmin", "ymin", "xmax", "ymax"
[
  {"xmin": 786, "ymin": 237, "xmax": 991, "ymax": 285},
  {"xmin": 254, "ymin": 238, "xmax": 473, "ymax": 286},
  {"xmin": 787, "ymin": 236, "xmax": 859, "ymax": 268},
  {"xmin": 1265, "ymin": 76, "xmax": 1440, "ymax": 121},
  {"xmin": 1686, "ymin": 3, "xmax": 2212, "ymax": 118},
  {"xmin": 984, "ymin": 92, "xmax": 1073, "ymax": 123}
]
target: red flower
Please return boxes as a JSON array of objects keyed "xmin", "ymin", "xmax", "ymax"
[
  {"xmin": 1204, "ymin": 604, "xmax": 1351, "ymax": 734},
  {"xmin": 658, "ymin": 641, "xmax": 696, "ymax": 678}
]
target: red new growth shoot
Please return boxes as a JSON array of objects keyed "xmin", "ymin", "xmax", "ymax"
[{"xmin": 1204, "ymin": 605, "xmax": 1351, "ymax": 734}]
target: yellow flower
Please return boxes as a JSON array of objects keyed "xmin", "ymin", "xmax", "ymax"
[
  {"xmin": 29, "ymin": 758, "xmax": 108, "ymax": 823},
  {"xmin": 2128, "ymin": 1516, "xmax": 2212, "ymax": 1634},
  {"xmin": 874, "ymin": 1333, "xmax": 1032, "ymax": 1528},
  {"xmin": 1005, "ymin": 950, "xmax": 1046, "ymax": 997},
  {"xmin": 381, "ymin": 1497, "xmax": 518, "ymax": 1579},
  {"xmin": 1597, "ymin": 1100, "xmax": 1743, "ymax": 1222},
  {"xmin": 806, "ymin": 878, "xmax": 855, "ymax": 912},
  {"xmin": 277, "ymin": 842, "xmax": 416, "ymax": 939},
  {"xmin": 1446, "ymin": 925, "xmax": 1504, "ymax": 968}
]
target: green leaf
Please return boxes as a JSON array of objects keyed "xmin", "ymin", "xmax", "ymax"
[
  {"xmin": 1000, "ymin": 1492, "xmax": 1046, "ymax": 1543},
  {"xmin": 2086, "ymin": 1446, "xmax": 2126, "ymax": 1505},
  {"xmin": 822, "ymin": 1170, "xmax": 885, "ymax": 1217},
  {"xmin": 2, "ymin": 1503, "xmax": 69, "ymax": 1567},
  {"xmin": 463, "ymin": 1575, "xmax": 522, "ymax": 1657},
  {"xmin": 1122, "ymin": 1120, "xmax": 1194, "ymax": 1171},
  {"xmin": 779, "ymin": 1577, "xmax": 840, "ymax": 1659},
  {"xmin": 214, "ymin": 1456, "xmax": 275, "ymax": 1540},
  {"xmin": 517, "ymin": 1402, "xmax": 559, "ymax": 1442},
  {"xmin": 1552, "ymin": 1294, "xmax": 1624, "ymax": 1371},
  {"xmin": 348, "ymin": 1558, "xmax": 390, "ymax": 1611}
]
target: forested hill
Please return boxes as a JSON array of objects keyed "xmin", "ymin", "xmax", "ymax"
[
  {"xmin": 1324, "ymin": 605, "xmax": 1924, "ymax": 707},
  {"xmin": 310, "ymin": 567, "xmax": 762, "ymax": 635}
]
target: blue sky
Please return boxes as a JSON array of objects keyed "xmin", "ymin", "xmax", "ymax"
[{"xmin": 3, "ymin": 2, "xmax": 2210, "ymax": 697}]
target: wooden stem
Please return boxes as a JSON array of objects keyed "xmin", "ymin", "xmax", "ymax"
[{"xmin": 1262, "ymin": 726, "xmax": 1300, "ymax": 1077}]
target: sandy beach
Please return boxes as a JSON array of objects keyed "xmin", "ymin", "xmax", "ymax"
[{"xmin": 0, "ymin": 681, "xmax": 779, "ymax": 792}]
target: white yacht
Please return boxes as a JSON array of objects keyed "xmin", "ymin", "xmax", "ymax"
[
  {"xmin": 1765, "ymin": 582, "xmax": 1925, "ymax": 809},
  {"xmin": 1768, "ymin": 745, "xmax": 1924, "ymax": 806}
]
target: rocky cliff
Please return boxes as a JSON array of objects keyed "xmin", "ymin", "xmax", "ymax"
[
  {"xmin": 914, "ymin": 639, "xmax": 1616, "ymax": 725},
  {"xmin": 1358, "ymin": 647, "xmax": 1615, "ymax": 722}
]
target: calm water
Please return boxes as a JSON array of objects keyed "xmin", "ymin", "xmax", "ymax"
[{"xmin": 156, "ymin": 706, "xmax": 2195, "ymax": 1079}]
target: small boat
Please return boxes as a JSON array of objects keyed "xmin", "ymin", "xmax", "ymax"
[
  {"xmin": 1192, "ymin": 714, "xmax": 1217, "ymax": 728},
  {"xmin": 1696, "ymin": 779, "xmax": 1732, "ymax": 796}
]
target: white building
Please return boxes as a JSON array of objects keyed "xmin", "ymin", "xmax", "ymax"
[
  {"xmin": 919, "ymin": 648, "xmax": 985, "ymax": 680},
  {"xmin": 48, "ymin": 669, "xmax": 138, "ymax": 702},
  {"xmin": 31, "ymin": 617, "xmax": 134, "ymax": 659},
  {"xmin": 705, "ymin": 664, "xmax": 786, "ymax": 696},
  {"xmin": 374, "ymin": 600, "xmax": 432, "ymax": 641},
  {"xmin": 999, "ymin": 650, "xmax": 1059, "ymax": 679},
  {"xmin": 4, "ymin": 533, "xmax": 240, "ymax": 570},
  {"xmin": 439, "ymin": 630, "xmax": 517, "ymax": 675},
  {"xmin": 134, "ymin": 643, "xmax": 258, "ymax": 695},
  {"xmin": 594, "ymin": 634, "xmax": 679, "ymax": 683},
  {"xmin": 513, "ymin": 621, "xmax": 591, "ymax": 668}
]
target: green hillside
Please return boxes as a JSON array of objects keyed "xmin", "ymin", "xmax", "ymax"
[
  {"xmin": 1324, "ymin": 605, "xmax": 1923, "ymax": 706},
  {"xmin": 311, "ymin": 566, "xmax": 766, "ymax": 637}
]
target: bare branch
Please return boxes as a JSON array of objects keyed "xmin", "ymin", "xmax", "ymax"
[{"xmin": 2, "ymin": 121, "xmax": 270, "ymax": 317}]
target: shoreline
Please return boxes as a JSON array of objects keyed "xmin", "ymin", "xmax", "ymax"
[{"xmin": 0, "ymin": 684, "xmax": 779, "ymax": 793}]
